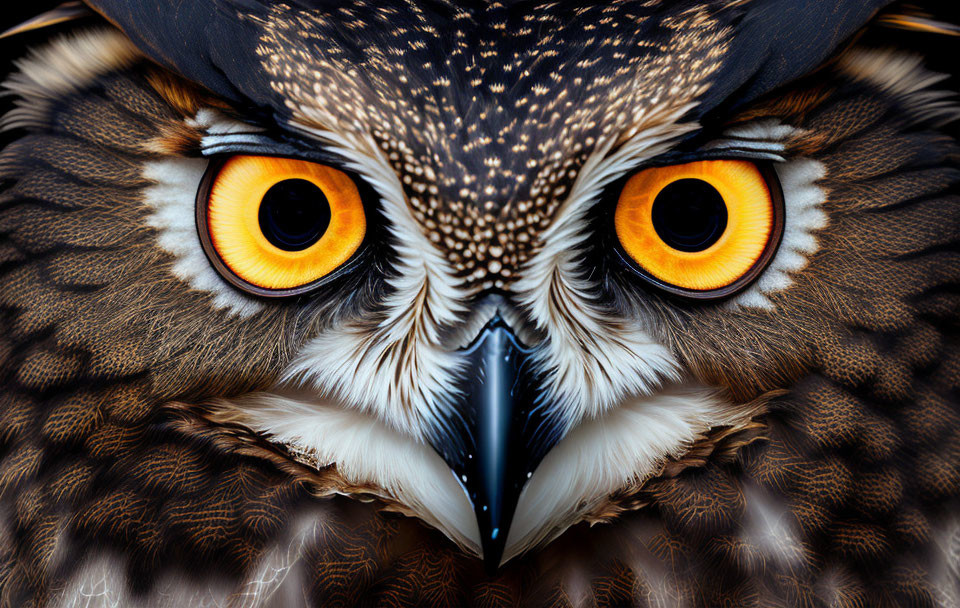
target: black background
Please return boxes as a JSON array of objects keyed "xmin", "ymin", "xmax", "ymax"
[{"xmin": 0, "ymin": 2, "xmax": 958, "ymax": 143}]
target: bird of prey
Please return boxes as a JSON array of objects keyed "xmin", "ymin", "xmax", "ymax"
[{"xmin": 0, "ymin": 0, "xmax": 958, "ymax": 606}]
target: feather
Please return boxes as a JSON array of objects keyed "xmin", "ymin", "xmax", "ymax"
[
  {"xmin": 879, "ymin": 12, "xmax": 960, "ymax": 36},
  {"xmin": 0, "ymin": 2, "xmax": 92, "ymax": 40}
]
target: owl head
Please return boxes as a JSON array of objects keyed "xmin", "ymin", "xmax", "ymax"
[{"xmin": 1, "ymin": 0, "xmax": 959, "ymax": 605}]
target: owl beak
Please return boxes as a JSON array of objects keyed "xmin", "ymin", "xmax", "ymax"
[{"xmin": 436, "ymin": 313, "xmax": 556, "ymax": 574}]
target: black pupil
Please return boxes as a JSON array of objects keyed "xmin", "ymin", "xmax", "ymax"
[
  {"xmin": 651, "ymin": 179, "xmax": 728, "ymax": 252},
  {"xmin": 258, "ymin": 179, "xmax": 331, "ymax": 251}
]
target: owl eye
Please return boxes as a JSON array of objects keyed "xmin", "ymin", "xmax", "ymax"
[
  {"xmin": 197, "ymin": 155, "xmax": 366, "ymax": 296},
  {"xmin": 613, "ymin": 160, "xmax": 783, "ymax": 298}
]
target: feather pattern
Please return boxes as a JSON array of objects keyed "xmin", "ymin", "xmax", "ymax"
[{"xmin": 0, "ymin": 3, "xmax": 957, "ymax": 607}]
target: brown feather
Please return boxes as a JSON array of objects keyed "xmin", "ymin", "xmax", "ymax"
[
  {"xmin": 879, "ymin": 13, "xmax": 960, "ymax": 36},
  {"xmin": 0, "ymin": 2, "xmax": 92, "ymax": 40}
]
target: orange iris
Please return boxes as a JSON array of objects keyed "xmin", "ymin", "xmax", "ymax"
[
  {"xmin": 204, "ymin": 155, "xmax": 366, "ymax": 291},
  {"xmin": 614, "ymin": 160, "xmax": 774, "ymax": 292}
]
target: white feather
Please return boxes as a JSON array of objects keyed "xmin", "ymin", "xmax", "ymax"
[
  {"xmin": 141, "ymin": 156, "xmax": 265, "ymax": 317},
  {"xmin": 512, "ymin": 103, "xmax": 697, "ymax": 431},
  {"xmin": 214, "ymin": 383, "xmax": 750, "ymax": 566},
  {"xmin": 723, "ymin": 119, "xmax": 797, "ymax": 142},
  {"xmin": 189, "ymin": 108, "xmax": 266, "ymax": 136},
  {"xmin": 932, "ymin": 512, "xmax": 960, "ymax": 608},
  {"xmin": 731, "ymin": 154, "xmax": 828, "ymax": 309},
  {"xmin": 279, "ymin": 119, "xmax": 470, "ymax": 442},
  {"xmin": 212, "ymin": 393, "xmax": 481, "ymax": 554},
  {"xmin": 51, "ymin": 511, "xmax": 330, "ymax": 608},
  {"xmin": 504, "ymin": 384, "xmax": 753, "ymax": 562},
  {"xmin": 1, "ymin": 28, "xmax": 140, "ymax": 131},
  {"xmin": 839, "ymin": 49, "xmax": 960, "ymax": 126},
  {"xmin": 740, "ymin": 484, "xmax": 804, "ymax": 568}
]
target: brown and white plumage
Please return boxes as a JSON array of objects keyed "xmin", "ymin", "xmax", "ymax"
[{"xmin": 0, "ymin": 1, "xmax": 959, "ymax": 606}]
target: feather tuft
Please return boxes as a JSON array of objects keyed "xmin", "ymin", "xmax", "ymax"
[
  {"xmin": 1, "ymin": 27, "xmax": 140, "ymax": 131},
  {"xmin": 0, "ymin": 2, "xmax": 92, "ymax": 40},
  {"xmin": 878, "ymin": 12, "xmax": 960, "ymax": 36}
]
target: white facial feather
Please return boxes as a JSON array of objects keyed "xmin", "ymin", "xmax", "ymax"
[
  {"xmin": 141, "ymin": 156, "xmax": 265, "ymax": 317},
  {"xmin": 214, "ymin": 382, "xmax": 753, "ymax": 565},
  {"xmin": 213, "ymin": 393, "xmax": 481, "ymax": 554},
  {"xmin": 511, "ymin": 103, "xmax": 697, "ymax": 431},
  {"xmin": 702, "ymin": 120, "xmax": 830, "ymax": 310},
  {"xmin": 736, "ymin": 165, "xmax": 828, "ymax": 308},
  {"xmin": 189, "ymin": 107, "xmax": 266, "ymax": 137},
  {"xmin": 279, "ymin": 120, "xmax": 470, "ymax": 442},
  {"xmin": 504, "ymin": 384, "xmax": 757, "ymax": 562},
  {"xmin": 188, "ymin": 107, "xmax": 269, "ymax": 154},
  {"xmin": 722, "ymin": 118, "xmax": 798, "ymax": 143}
]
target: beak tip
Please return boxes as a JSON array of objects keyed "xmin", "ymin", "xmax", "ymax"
[{"xmin": 481, "ymin": 531, "xmax": 507, "ymax": 575}]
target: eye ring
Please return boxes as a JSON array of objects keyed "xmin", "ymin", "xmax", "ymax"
[
  {"xmin": 195, "ymin": 156, "xmax": 368, "ymax": 298},
  {"xmin": 611, "ymin": 161, "xmax": 785, "ymax": 301}
]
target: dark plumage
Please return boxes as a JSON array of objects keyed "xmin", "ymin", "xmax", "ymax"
[{"xmin": 0, "ymin": 1, "xmax": 958, "ymax": 606}]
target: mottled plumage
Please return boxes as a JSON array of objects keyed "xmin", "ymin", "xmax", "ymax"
[{"xmin": 0, "ymin": 1, "xmax": 958, "ymax": 606}]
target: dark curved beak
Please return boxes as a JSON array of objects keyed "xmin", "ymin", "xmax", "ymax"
[{"xmin": 429, "ymin": 313, "xmax": 558, "ymax": 573}]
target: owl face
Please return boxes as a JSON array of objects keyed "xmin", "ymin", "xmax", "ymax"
[{"xmin": 2, "ymin": 0, "xmax": 959, "ymax": 603}]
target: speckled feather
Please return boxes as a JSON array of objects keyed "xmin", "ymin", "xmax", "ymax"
[
  {"xmin": 85, "ymin": 0, "xmax": 888, "ymax": 291},
  {"xmin": 0, "ymin": 1, "xmax": 958, "ymax": 607}
]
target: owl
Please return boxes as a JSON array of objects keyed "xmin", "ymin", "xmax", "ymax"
[{"xmin": 0, "ymin": 0, "xmax": 958, "ymax": 606}]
